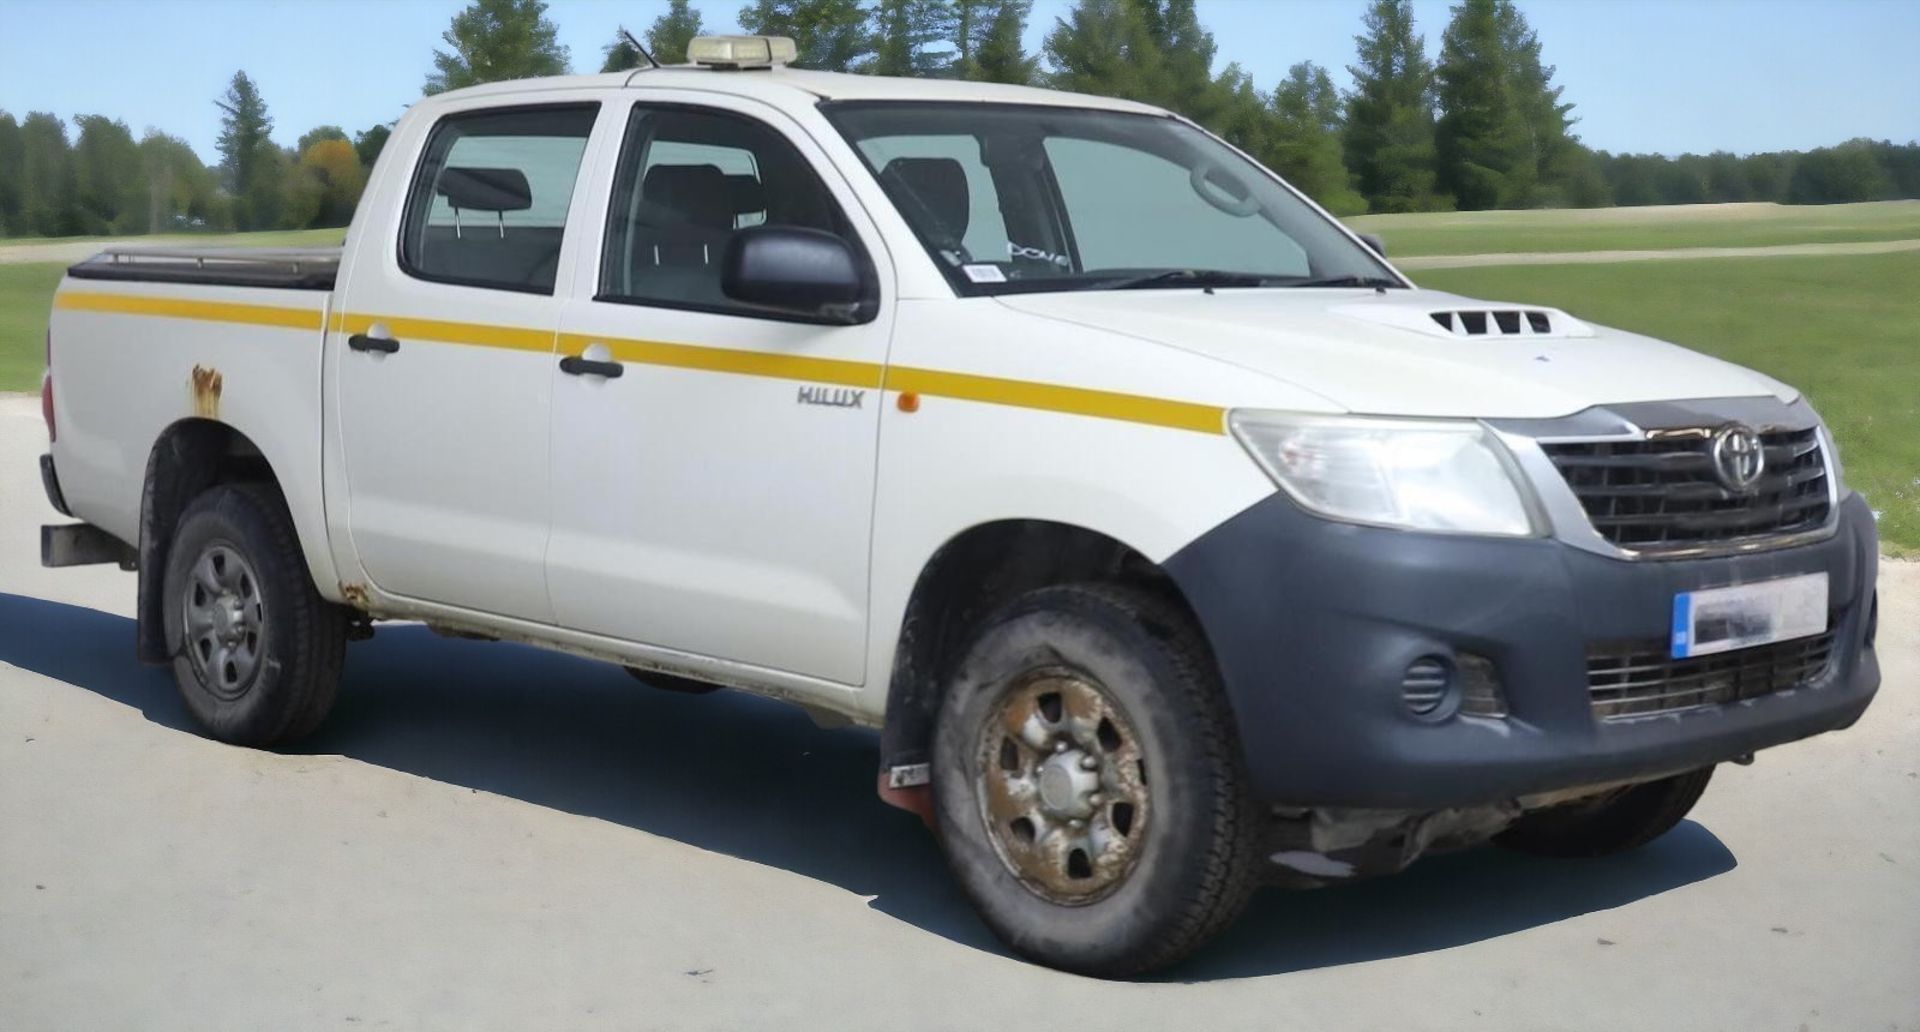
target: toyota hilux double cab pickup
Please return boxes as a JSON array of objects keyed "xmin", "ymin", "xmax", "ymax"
[{"xmin": 39, "ymin": 36, "xmax": 1880, "ymax": 976}]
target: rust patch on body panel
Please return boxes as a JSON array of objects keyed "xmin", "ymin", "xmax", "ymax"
[
  {"xmin": 190, "ymin": 365, "xmax": 223, "ymax": 419},
  {"xmin": 337, "ymin": 582, "xmax": 371, "ymax": 610}
]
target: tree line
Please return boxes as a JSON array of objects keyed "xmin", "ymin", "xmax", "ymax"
[{"xmin": 3, "ymin": 0, "xmax": 1917, "ymax": 238}]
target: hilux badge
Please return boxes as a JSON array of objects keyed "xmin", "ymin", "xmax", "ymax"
[
  {"xmin": 1710, "ymin": 424, "xmax": 1765, "ymax": 492},
  {"xmin": 797, "ymin": 385, "xmax": 865, "ymax": 409}
]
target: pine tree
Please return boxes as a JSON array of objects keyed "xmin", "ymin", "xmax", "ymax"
[
  {"xmin": 1344, "ymin": 0, "xmax": 1442, "ymax": 212},
  {"xmin": 18, "ymin": 113, "xmax": 76, "ymax": 237},
  {"xmin": 353, "ymin": 125, "xmax": 391, "ymax": 170},
  {"xmin": 1268, "ymin": 63, "xmax": 1366, "ymax": 215},
  {"xmin": 71, "ymin": 115, "xmax": 148, "ymax": 235},
  {"xmin": 0, "ymin": 112, "xmax": 23, "ymax": 235},
  {"xmin": 967, "ymin": 0, "xmax": 1037, "ymax": 84},
  {"xmin": 865, "ymin": 0, "xmax": 957, "ymax": 77},
  {"xmin": 601, "ymin": 34, "xmax": 646, "ymax": 72},
  {"xmin": 1433, "ymin": 0, "xmax": 1520, "ymax": 210},
  {"xmin": 738, "ymin": 0, "xmax": 870, "ymax": 72},
  {"xmin": 1046, "ymin": 0, "xmax": 1234, "ymax": 127},
  {"xmin": 647, "ymin": 0, "xmax": 705, "ymax": 65},
  {"xmin": 215, "ymin": 71, "xmax": 276, "ymax": 230},
  {"xmin": 424, "ymin": 0, "xmax": 571, "ymax": 95}
]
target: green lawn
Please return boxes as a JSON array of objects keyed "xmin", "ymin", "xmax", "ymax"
[
  {"xmin": 0, "ymin": 263, "xmax": 62, "ymax": 393},
  {"xmin": 0, "ymin": 227, "xmax": 346, "ymax": 249},
  {"xmin": 1418, "ymin": 252, "xmax": 1920, "ymax": 554},
  {"xmin": 1350, "ymin": 200, "xmax": 1920, "ymax": 257}
]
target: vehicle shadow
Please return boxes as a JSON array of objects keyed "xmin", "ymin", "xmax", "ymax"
[{"xmin": 0, "ymin": 591, "xmax": 1737, "ymax": 982}]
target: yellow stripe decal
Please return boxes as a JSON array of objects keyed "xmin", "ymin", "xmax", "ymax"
[
  {"xmin": 561, "ymin": 333, "xmax": 884, "ymax": 390},
  {"xmin": 55, "ymin": 288, "xmax": 1224, "ymax": 434},
  {"xmin": 337, "ymin": 311, "xmax": 553, "ymax": 353},
  {"xmin": 55, "ymin": 291, "xmax": 324, "ymax": 331},
  {"xmin": 886, "ymin": 366, "xmax": 1225, "ymax": 435}
]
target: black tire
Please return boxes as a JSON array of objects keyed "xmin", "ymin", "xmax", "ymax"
[
  {"xmin": 161, "ymin": 482, "xmax": 347, "ymax": 747},
  {"xmin": 1496, "ymin": 766, "xmax": 1715, "ymax": 858},
  {"xmin": 930, "ymin": 583, "xmax": 1259, "ymax": 978}
]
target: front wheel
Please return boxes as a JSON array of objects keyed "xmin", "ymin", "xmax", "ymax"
[
  {"xmin": 162, "ymin": 483, "xmax": 347, "ymax": 747},
  {"xmin": 931, "ymin": 583, "xmax": 1259, "ymax": 978},
  {"xmin": 1496, "ymin": 766, "xmax": 1715, "ymax": 858}
]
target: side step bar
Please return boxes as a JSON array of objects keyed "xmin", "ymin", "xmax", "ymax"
[{"xmin": 42, "ymin": 523, "xmax": 138, "ymax": 570}]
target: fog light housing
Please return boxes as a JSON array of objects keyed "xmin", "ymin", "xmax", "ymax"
[{"xmin": 1457, "ymin": 652, "xmax": 1508, "ymax": 718}]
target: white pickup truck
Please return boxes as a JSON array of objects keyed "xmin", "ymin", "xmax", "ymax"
[{"xmin": 40, "ymin": 36, "xmax": 1880, "ymax": 976}]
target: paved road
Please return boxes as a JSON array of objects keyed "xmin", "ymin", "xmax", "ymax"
[{"xmin": 2, "ymin": 394, "xmax": 1915, "ymax": 1031}]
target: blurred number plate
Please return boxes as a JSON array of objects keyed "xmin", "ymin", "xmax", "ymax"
[{"xmin": 1671, "ymin": 572, "xmax": 1828, "ymax": 659}]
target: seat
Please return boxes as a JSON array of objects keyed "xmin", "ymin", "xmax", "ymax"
[
  {"xmin": 880, "ymin": 157, "xmax": 970, "ymax": 253},
  {"xmin": 619, "ymin": 164, "xmax": 737, "ymax": 303}
]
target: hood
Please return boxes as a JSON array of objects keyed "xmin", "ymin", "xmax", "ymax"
[{"xmin": 994, "ymin": 288, "xmax": 1795, "ymax": 419}]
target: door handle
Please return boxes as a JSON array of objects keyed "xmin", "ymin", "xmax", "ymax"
[
  {"xmin": 559, "ymin": 355, "xmax": 623, "ymax": 378},
  {"xmin": 348, "ymin": 333, "xmax": 400, "ymax": 354}
]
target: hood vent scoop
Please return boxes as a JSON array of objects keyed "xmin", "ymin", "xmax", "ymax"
[{"xmin": 1431, "ymin": 309, "xmax": 1556, "ymax": 336}]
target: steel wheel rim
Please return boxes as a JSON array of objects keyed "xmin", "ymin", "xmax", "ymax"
[
  {"xmin": 975, "ymin": 667, "xmax": 1150, "ymax": 905},
  {"xmin": 182, "ymin": 543, "xmax": 266, "ymax": 700}
]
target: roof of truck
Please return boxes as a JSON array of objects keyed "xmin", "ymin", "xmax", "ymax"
[{"xmin": 426, "ymin": 65, "xmax": 1167, "ymax": 117}]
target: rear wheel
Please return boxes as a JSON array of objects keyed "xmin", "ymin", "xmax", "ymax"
[
  {"xmin": 931, "ymin": 583, "xmax": 1259, "ymax": 978},
  {"xmin": 1496, "ymin": 767, "xmax": 1715, "ymax": 858},
  {"xmin": 162, "ymin": 483, "xmax": 347, "ymax": 747}
]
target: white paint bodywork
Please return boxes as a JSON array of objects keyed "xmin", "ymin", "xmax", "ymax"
[{"xmin": 45, "ymin": 66, "xmax": 1793, "ymax": 726}]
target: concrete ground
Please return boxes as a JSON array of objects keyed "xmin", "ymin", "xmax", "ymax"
[{"xmin": 2, "ymin": 394, "xmax": 1915, "ymax": 1031}]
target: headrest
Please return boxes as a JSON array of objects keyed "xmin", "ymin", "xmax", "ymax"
[
  {"xmin": 641, "ymin": 164, "xmax": 733, "ymax": 231},
  {"xmin": 724, "ymin": 173, "xmax": 767, "ymax": 216},
  {"xmin": 881, "ymin": 157, "xmax": 969, "ymax": 241},
  {"xmin": 436, "ymin": 167, "xmax": 532, "ymax": 212}
]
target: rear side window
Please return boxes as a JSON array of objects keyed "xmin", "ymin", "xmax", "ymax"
[
  {"xmin": 599, "ymin": 105, "xmax": 853, "ymax": 314},
  {"xmin": 400, "ymin": 105, "xmax": 598, "ymax": 294}
]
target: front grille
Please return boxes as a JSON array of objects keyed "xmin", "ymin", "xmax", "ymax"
[
  {"xmin": 1542, "ymin": 427, "xmax": 1829, "ymax": 553},
  {"xmin": 1586, "ymin": 632, "xmax": 1836, "ymax": 720}
]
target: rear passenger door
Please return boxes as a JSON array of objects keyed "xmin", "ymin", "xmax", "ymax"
[
  {"xmin": 547, "ymin": 97, "xmax": 892, "ymax": 685},
  {"xmin": 332, "ymin": 102, "xmax": 600, "ymax": 622}
]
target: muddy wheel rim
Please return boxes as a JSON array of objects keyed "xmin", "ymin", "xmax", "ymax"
[
  {"xmin": 975, "ymin": 667, "xmax": 1150, "ymax": 905},
  {"xmin": 182, "ymin": 543, "xmax": 266, "ymax": 700}
]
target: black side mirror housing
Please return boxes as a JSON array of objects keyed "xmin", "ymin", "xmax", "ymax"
[
  {"xmin": 1357, "ymin": 232, "xmax": 1388, "ymax": 258},
  {"xmin": 722, "ymin": 226, "xmax": 870, "ymax": 323}
]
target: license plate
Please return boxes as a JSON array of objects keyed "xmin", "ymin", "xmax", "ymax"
[{"xmin": 1671, "ymin": 573, "xmax": 1829, "ymax": 659}]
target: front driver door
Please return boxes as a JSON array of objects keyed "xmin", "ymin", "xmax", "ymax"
[{"xmin": 546, "ymin": 96, "xmax": 891, "ymax": 685}]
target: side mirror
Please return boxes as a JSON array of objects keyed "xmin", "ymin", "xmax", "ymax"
[
  {"xmin": 1357, "ymin": 232, "xmax": 1388, "ymax": 258},
  {"xmin": 722, "ymin": 226, "xmax": 868, "ymax": 322}
]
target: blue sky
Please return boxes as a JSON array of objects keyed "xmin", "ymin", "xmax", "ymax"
[{"xmin": 1, "ymin": 0, "xmax": 1914, "ymax": 164}]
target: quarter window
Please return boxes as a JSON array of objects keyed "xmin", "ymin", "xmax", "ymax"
[
  {"xmin": 400, "ymin": 105, "xmax": 598, "ymax": 294},
  {"xmin": 600, "ymin": 105, "xmax": 854, "ymax": 313}
]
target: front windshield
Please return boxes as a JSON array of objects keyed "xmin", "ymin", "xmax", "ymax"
[{"xmin": 821, "ymin": 101, "xmax": 1402, "ymax": 295}]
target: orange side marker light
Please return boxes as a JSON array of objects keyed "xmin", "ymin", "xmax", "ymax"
[{"xmin": 897, "ymin": 391, "xmax": 921, "ymax": 413}]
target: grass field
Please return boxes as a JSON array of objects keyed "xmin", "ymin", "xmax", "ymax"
[
  {"xmin": 1349, "ymin": 199, "xmax": 1920, "ymax": 257},
  {"xmin": 2, "ymin": 214, "xmax": 1913, "ymax": 552},
  {"xmin": 0, "ymin": 263, "xmax": 62, "ymax": 392}
]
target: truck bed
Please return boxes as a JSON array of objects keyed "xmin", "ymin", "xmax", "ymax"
[{"xmin": 66, "ymin": 244, "xmax": 343, "ymax": 290}]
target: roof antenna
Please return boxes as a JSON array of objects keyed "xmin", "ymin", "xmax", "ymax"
[{"xmin": 618, "ymin": 26, "xmax": 660, "ymax": 70}]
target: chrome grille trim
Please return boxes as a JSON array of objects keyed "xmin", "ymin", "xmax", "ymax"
[{"xmin": 1587, "ymin": 631, "xmax": 1836, "ymax": 720}]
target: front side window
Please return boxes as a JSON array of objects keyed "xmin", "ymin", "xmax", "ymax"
[
  {"xmin": 599, "ymin": 105, "xmax": 854, "ymax": 313},
  {"xmin": 400, "ymin": 105, "xmax": 597, "ymax": 294},
  {"xmin": 824, "ymin": 102, "xmax": 1398, "ymax": 295}
]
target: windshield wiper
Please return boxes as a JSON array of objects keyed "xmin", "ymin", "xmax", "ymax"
[
  {"xmin": 1101, "ymin": 269, "xmax": 1275, "ymax": 291},
  {"xmin": 1287, "ymin": 274, "xmax": 1404, "ymax": 289}
]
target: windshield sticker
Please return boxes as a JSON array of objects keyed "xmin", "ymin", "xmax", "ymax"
[
  {"xmin": 1007, "ymin": 242, "xmax": 1072, "ymax": 268},
  {"xmin": 962, "ymin": 264, "xmax": 1008, "ymax": 283}
]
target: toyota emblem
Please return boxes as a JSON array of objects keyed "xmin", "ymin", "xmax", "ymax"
[{"xmin": 1710, "ymin": 424, "xmax": 1766, "ymax": 491}]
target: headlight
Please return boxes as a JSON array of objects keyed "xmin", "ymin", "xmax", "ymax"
[{"xmin": 1229, "ymin": 410, "xmax": 1541, "ymax": 536}]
